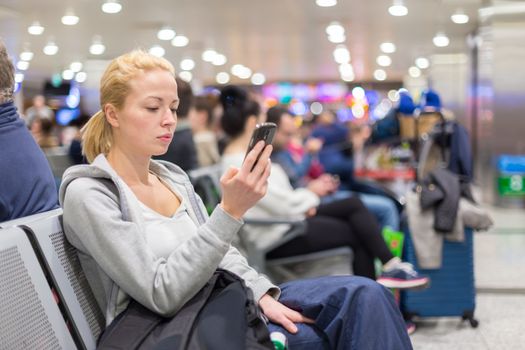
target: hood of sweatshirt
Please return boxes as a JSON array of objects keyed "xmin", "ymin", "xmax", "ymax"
[{"xmin": 59, "ymin": 153, "xmax": 207, "ymax": 225}]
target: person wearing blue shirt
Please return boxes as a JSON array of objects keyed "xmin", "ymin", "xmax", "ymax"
[
  {"xmin": 268, "ymin": 106, "xmax": 399, "ymax": 231},
  {"xmin": 0, "ymin": 40, "xmax": 58, "ymax": 222}
]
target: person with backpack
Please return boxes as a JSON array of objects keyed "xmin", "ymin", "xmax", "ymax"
[{"xmin": 59, "ymin": 50, "xmax": 412, "ymax": 349}]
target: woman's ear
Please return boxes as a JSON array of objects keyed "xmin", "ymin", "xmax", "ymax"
[{"xmin": 104, "ymin": 103, "xmax": 119, "ymax": 128}]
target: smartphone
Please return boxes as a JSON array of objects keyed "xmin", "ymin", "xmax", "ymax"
[{"xmin": 244, "ymin": 122, "xmax": 277, "ymax": 167}]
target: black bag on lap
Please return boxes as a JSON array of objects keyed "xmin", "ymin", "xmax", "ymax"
[{"xmin": 97, "ymin": 269, "xmax": 274, "ymax": 350}]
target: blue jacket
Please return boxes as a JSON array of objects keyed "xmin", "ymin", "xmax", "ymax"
[
  {"xmin": 271, "ymin": 150, "xmax": 313, "ymax": 188},
  {"xmin": 0, "ymin": 101, "xmax": 58, "ymax": 222}
]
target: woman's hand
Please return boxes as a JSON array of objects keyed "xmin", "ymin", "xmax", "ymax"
[
  {"xmin": 258, "ymin": 294, "xmax": 314, "ymax": 334},
  {"xmin": 220, "ymin": 141, "xmax": 272, "ymax": 220}
]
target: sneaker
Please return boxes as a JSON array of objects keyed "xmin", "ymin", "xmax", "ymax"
[
  {"xmin": 406, "ymin": 321, "xmax": 416, "ymax": 335},
  {"xmin": 376, "ymin": 262, "xmax": 430, "ymax": 290}
]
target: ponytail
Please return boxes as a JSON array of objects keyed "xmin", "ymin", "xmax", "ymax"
[{"xmin": 81, "ymin": 110, "xmax": 113, "ymax": 163}]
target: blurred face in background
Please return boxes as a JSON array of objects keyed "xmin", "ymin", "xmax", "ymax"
[{"xmin": 273, "ymin": 113, "xmax": 296, "ymax": 150}]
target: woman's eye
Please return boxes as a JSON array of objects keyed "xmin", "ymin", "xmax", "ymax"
[
  {"xmin": 170, "ymin": 108, "xmax": 177, "ymax": 114},
  {"xmin": 146, "ymin": 107, "xmax": 159, "ymax": 112}
]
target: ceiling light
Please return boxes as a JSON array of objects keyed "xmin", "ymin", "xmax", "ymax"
[
  {"xmin": 102, "ymin": 0, "xmax": 122, "ymax": 14},
  {"xmin": 62, "ymin": 69, "xmax": 75, "ymax": 80},
  {"xmin": 179, "ymin": 71, "xmax": 192, "ymax": 82},
  {"xmin": 16, "ymin": 61, "xmax": 29, "ymax": 71},
  {"xmin": 339, "ymin": 63, "xmax": 354, "ymax": 76},
  {"xmin": 43, "ymin": 40, "xmax": 59, "ymax": 55},
  {"xmin": 373, "ymin": 69, "xmax": 387, "ymax": 81},
  {"xmin": 415, "ymin": 57, "xmax": 430, "ymax": 69},
  {"xmin": 157, "ymin": 27, "xmax": 176, "ymax": 41},
  {"xmin": 327, "ymin": 34, "xmax": 346, "ymax": 44},
  {"xmin": 251, "ymin": 73, "xmax": 266, "ymax": 85},
  {"xmin": 180, "ymin": 59, "xmax": 195, "ymax": 71},
  {"xmin": 380, "ymin": 42, "xmax": 396, "ymax": 53},
  {"xmin": 409, "ymin": 66, "xmax": 421, "ymax": 78},
  {"xmin": 70, "ymin": 61, "xmax": 83, "ymax": 72},
  {"xmin": 171, "ymin": 35, "xmax": 189, "ymax": 47},
  {"xmin": 148, "ymin": 45, "xmax": 165, "ymax": 57},
  {"xmin": 61, "ymin": 11, "xmax": 79, "ymax": 25},
  {"xmin": 75, "ymin": 71, "xmax": 87, "ymax": 83},
  {"xmin": 376, "ymin": 55, "xmax": 392, "ymax": 67},
  {"xmin": 333, "ymin": 45, "xmax": 350, "ymax": 64},
  {"xmin": 341, "ymin": 73, "xmax": 355, "ymax": 82},
  {"xmin": 202, "ymin": 49, "xmax": 217, "ymax": 62},
  {"xmin": 238, "ymin": 67, "xmax": 252, "ymax": 79},
  {"xmin": 212, "ymin": 54, "xmax": 227, "ymax": 66},
  {"xmin": 28, "ymin": 21, "xmax": 44, "ymax": 35},
  {"xmin": 326, "ymin": 22, "xmax": 345, "ymax": 37},
  {"xmin": 89, "ymin": 36, "xmax": 105, "ymax": 55},
  {"xmin": 216, "ymin": 72, "xmax": 230, "ymax": 84},
  {"xmin": 352, "ymin": 87, "xmax": 365, "ymax": 99},
  {"xmin": 388, "ymin": 0, "xmax": 408, "ymax": 17},
  {"xmin": 316, "ymin": 0, "xmax": 337, "ymax": 7},
  {"xmin": 20, "ymin": 50, "xmax": 34, "ymax": 61},
  {"xmin": 451, "ymin": 9, "xmax": 469, "ymax": 24},
  {"xmin": 433, "ymin": 32, "xmax": 450, "ymax": 47},
  {"xmin": 231, "ymin": 64, "xmax": 245, "ymax": 76},
  {"xmin": 15, "ymin": 73, "xmax": 24, "ymax": 83}
]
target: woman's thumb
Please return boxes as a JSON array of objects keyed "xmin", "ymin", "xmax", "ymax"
[{"xmin": 221, "ymin": 166, "xmax": 239, "ymax": 182}]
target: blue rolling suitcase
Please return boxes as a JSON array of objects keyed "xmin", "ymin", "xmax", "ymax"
[{"xmin": 400, "ymin": 226, "xmax": 479, "ymax": 328}]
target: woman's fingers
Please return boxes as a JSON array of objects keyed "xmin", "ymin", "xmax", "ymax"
[
  {"xmin": 254, "ymin": 157, "xmax": 272, "ymax": 191},
  {"xmin": 278, "ymin": 315, "xmax": 299, "ymax": 334},
  {"xmin": 220, "ymin": 166, "xmax": 238, "ymax": 184},
  {"xmin": 248, "ymin": 144, "xmax": 273, "ymax": 180},
  {"xmin": 286, "ymin": 309, "xmax": 315, "ymax": 324},
  {"xmin": 241, "ymin": 141, "xmax": 265, "ymax": 176}
]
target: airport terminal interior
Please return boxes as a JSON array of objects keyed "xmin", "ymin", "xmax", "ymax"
[{"xmin": 1, "ymin": 0, "xmax": 525, "ymax": 349}]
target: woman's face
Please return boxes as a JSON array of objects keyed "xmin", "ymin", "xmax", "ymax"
[{"xmin": 112, "ymin": 68, "xmax": 179, "ymax": 157}]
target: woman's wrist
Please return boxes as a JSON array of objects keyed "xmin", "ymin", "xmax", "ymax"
[{"xmin": 219, "ymin": 202, "xmax": 243, "ymax": 220}]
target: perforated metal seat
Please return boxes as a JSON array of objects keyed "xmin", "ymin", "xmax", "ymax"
[
  {"xmin": 0, "ymin": 226, "xmax": 77, "ymax": 349},
  {"xmin": 20, "ymin": 210, "xmax": 105, "ymax": 350}
]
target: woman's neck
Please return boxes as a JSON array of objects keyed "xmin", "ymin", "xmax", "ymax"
[
  {"xmin": 223, "ymin": 131, "xmax": 252, "ymax": 155},
  {"xmin": 107, "ymin": 146, "xmax": 152, "ymax": 186}
]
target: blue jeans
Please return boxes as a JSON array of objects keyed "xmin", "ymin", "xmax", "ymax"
[
  {"xmin": 321, "ymin": 191, "xmax": 400, "ymax": 231},
  {"xmin": 268, "ymin": 275, "xmax": 412, "ymax": 349}
]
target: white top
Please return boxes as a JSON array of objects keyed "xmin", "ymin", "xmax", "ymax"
[
  {"xmin": 122, "ymin": 174, "xmax": 199, "ymax": 259},
  {"xmin": 138, "ymin": 198, "xmax": 199, "ymax": 259}
]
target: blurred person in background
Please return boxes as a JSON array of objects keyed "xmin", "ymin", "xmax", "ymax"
[
  {"xmin": 153, "ymin": 77, "xmax": 199, "ymax": 171},
  {"xmin": 25, "ymin": 94, "xmax": 54, "ymax": 127},
  {"xmin": 220, "ymin": 85, "xmax": 427, "ymax": 287},
  {"xmin": 189, "ymin": 95, "xmax": 221, "ymax": 167},
  {"xmin": 267, "ymin": 106, "xmax": 399, "ymax": 231},
  {"xmin": 311, "ymin": 110, "xmax": 356, "ymax": 190},
  {"xmin": 68, "ymin": 114, "xmax": 90, "ymax": 164},
  {"xmin": 37, "ymin": 117, "xmax": 59, "ymax": 149},
  {"xmin": 0, "ymin": 39, "xmax": 58, "ymax": 222}
]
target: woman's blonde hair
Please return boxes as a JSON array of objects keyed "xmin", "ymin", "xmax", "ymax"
[{"xmin": 82, "ymin": 50, "xmax": 175, "ymax": 163}]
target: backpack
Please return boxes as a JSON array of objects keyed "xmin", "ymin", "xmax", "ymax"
[{"xmin": 97, "ymin": 269, "xmax": 274, "ymax": 350}]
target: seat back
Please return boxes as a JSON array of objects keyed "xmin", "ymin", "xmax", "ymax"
[
  {"xmin": 0, "ymin": 226, "xmax": 77, "ymax": 349},
  {"xmin": 188, "ymin": 164, "xmax": 223, "ymax": 214},
  {"xmin": 21, "ymin": 210, "xmax": 105, "ymax": 350},
  {"xmin": 45, "ymin": 147, "xmax": 74, "ymax": 180}
]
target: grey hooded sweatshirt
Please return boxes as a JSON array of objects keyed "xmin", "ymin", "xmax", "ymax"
[{"xmin": 59, "ymin": 154, "xmax": 279, "ymax": 326}]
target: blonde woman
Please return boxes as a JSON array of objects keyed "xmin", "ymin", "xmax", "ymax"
[{"xmin": 59, "ymin": 50, "xmax": 412, "ymax": 349}]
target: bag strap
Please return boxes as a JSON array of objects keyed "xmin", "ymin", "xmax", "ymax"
[{"xmin": 97, "ymin": 300, "xmax": 164, "ymax": 349}]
